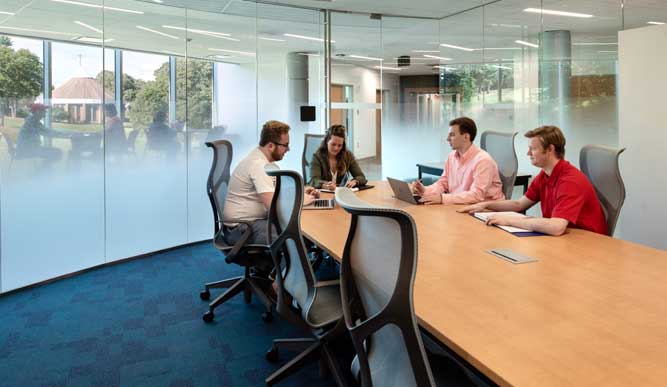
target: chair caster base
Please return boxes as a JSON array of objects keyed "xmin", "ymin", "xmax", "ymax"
[
  {"xmin": 262, "ymin": 311, "xmax": 273, "ymax": 323},
  {"xmin": 200, "ymin": 290, "xmax": 210, "ymax": 301},
  {"xmin": 265, "ymin": 346, "xmax": 279, "ymax": 363},
  {"xmin": 202, "ymin": 310, "xmax": 214, "ymax": 323}
]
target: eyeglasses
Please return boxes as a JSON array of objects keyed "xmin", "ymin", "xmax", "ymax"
[{"xmin": 272, "ymin": 141, "xmax": 290, "ymax": 150}]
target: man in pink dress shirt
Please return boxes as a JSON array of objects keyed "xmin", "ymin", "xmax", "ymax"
[{"xmin": 412, "ymin": 117, "xmax": 505, "ymax": 205}]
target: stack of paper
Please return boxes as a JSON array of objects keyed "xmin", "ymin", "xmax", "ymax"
[{"xmin": 473, "ymin": 212, "xmax": 542, "ymax": 236}]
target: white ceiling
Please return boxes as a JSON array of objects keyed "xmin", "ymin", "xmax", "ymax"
[{"xmin": 0, "ymin": 0, "xmax": 665, "ymax": 76}]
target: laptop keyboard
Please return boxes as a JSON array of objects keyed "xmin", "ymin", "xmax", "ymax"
[{"xmin": 313, "ymin": 199, "xmax": 334, "ymax": 208}]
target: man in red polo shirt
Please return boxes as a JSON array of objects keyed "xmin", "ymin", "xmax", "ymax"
[{"xmin": 459, "ymin": 125, "xmax": 607, "ymax": 236}]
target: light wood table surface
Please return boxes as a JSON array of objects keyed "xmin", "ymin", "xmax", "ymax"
[{"xmin": 301, "ymin": 181, "xmax": 667, "ymax": 387}]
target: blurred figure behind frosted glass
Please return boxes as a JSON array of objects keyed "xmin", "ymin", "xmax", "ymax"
[
  {"xmin": 16, "ymin": 103, "xmax": 62, "ymax": 164},
  {"xmin": 206, "ymin": 124, "xmax": 240, "ymax": 146},
  {"xmin": 147, "ymin": 110, "xmax": 179, "ymax": 155},
  {"xmin": 104, "ymin": 103, "xmax": 127, "ymax": 154}
]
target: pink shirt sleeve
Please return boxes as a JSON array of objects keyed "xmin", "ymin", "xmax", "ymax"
[
  {"xmin": 424, "ymin": 160, "xmax": 450, "ymax": 195},
  {"xmin": 441, "ymin": 158, "xmax": 497, "ymax": 205}
]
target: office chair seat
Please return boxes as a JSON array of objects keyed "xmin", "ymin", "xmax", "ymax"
[
  {"xmin": 305, "ymin": 282, "xmax": 343, "ymax": 328},
  {"xmin": 213, "ymin": 233, "xmax": 272, "ymax": 266}
]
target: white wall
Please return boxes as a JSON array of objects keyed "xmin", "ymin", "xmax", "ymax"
[
  {"xmin": 331, "ymin": 66, "xmax": 382, "ymax": 159},
  {"xmin": 617, "ymin": 24, "xmax": 667, "ymax": 250}
]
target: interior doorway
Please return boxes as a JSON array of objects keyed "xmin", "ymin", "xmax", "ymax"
[{"xmin": 331, "ymin": 84, "xmax": 354, "ymax": 146}]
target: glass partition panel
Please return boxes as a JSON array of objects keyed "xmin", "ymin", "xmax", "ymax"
[
  {"xmin": 378, "ymin": 12, "xmax": 479, "ymax": 181},
  {"xmin": 257, "ymin": 4, "xmax": 323, "ymax": 173},
  {"xmin": 331, "ymin": 12, "xmax": 383, "ymax": 181},
  {"xmin": 482, "ymin": 0, "xmax": 542, "ymax": 197},
  {"xmin": 184, "ymin": 6, "xmax": 257, "ymax": 242},
  {"xmin": 540, "ymin": 0, "xmax": 622, "ymax": 169},
  {"xmin": 103, "ymin": 2, "xmax": 187, "ymax": 261},
  {"xmin": 0, "ymin": 0, "xmax": 106, "ymax": 291}
]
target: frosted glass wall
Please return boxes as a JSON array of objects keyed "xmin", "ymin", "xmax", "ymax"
[{"xmin": 0, "ymin": 0, "xmax": 643, "ymax": 292}]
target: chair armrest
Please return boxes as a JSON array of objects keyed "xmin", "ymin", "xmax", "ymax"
[
  {"xmin": 313, "ymin": 279, "xmax": 340, "ymax": 288},
  {"xmin": 224, "ymin": 220, "xmax": 255, "ymax": 263}
]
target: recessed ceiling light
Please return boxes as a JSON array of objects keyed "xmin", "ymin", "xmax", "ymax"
[
  {"xmin": 515, "ymin": 40, "xmax": 539, "ymax": 48},
  {"xmin": 162, "ymin": 25, "xmax": 229, "ymax": 36},
  {"xmin": 75, "ymin": 37, "xmax": 114, "ymax": 43},
  {"xmin": 162, "ymin": 50, "xmax": 181, "ymax": 55},
  {"xmin": 74, "ymin": 21, "xmax": 102, "ymax": 34},
  {"xmin": 440, "ymin": 43, "xmax": 474, "ymax": 52},
  {"xmin": 50, "ymin": 0, "xmax": 144, "ymax": 14},
  {"xmin": 648, "ymin": 21, "xmax": 665, "ymax": 25},
  {"xmin": 137, "ymin": 26, "xmax": 179, "ymax": 39},
  {"xmin": 298, "ymin": 53, "xmax": 320, "ymax": 57},
  {"xmin": 374, "ymin": 66, "xmax": 400, "ymax": 71},
  {"xmin": 208, "ymin": 48, "xmax": 255, "ymax": 56},
  {"xmin": 0, "ymin": 25, "xmax": 77, "ymax": 36},
  {"xmin": 349, "ymin": 54, "xmax": 382, "ymax": 61},
  {"xmin": 162, "ymin": 25, "xmax": 233, "ymax": 41},
  {"xmin": 284, "ymin": 33, "xmax": 335, "ymax": 43},
  {"xmin": 423, "ymin": 54, "xmax": 452, "ymax": 61},
  {"xmin": 0, "ymin": 11, "xmax": 16, "ymax": 15},
  {"xmin": 489, "ymin": 23, "xmax": 522, "ymax": 28},
  {"xmin": 572, "ymin": 42, "xmax": 617, "ymax": 46},
  {"xmin": 393, "ymin": 57, "xmax": 430, "ymax": 61},
  {"xmin": 477, "ymin": 47, "xmax": 521, "ymax": 50},
  {"xmin": 523, "ymin": 8, "xmax": 593, "ymax": 18},
  {"xmin": 259, "ymin": 37, "xmax": 286, "ymax": 42}
]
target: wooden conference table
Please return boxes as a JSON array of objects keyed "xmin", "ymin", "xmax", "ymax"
[{"xmin": 300, "ymin": 182, "xmax": 667, "ymax": 387}]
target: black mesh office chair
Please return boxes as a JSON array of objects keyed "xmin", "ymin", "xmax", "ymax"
[
  {"xmin": 199, "ymin": 140, "xmax": 274, "ymax": 323},
  {"xmin": 264, "ymin": 169, "xmax": 347, "ymax": 387},
  {"xmin": 580, "ymin": 145, "xmax": 626, "ymax": 236},
  {"xmin": 481, "ymin": 131, "xmax": 518, "ymax": 200},
  {"xmin": 335, "ymin": 188, "xmax": 476, "ymax": 387},
  {"xmin": 302, "ymin": 133, "xmax": 325, "ymax": 185}
]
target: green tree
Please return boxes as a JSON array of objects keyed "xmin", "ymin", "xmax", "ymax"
[
  {"xmin": 95, "ymin": 70, "xmax": 145, "ymax": 104},
  {"xmin": 458, "ymin": 70, "xmax": 476, "ymax": 102},
  {"xmin": 0, "ymin": 36, "xmax": 11, "ymax": 47},
  {"xmin": 127, "ymin": 78, "xmax": 168, "ymax": 128},
  {"xmin": 0, "ymin": 43, "xmax": 43, "ymax": 126},
  {"xmin": 127, "ymin": 58, "xmax": 212, "ymax": 129}
]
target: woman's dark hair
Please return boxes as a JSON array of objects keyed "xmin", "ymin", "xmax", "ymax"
[{"xmin": 316, "ymin": 124, "xmax": 348, "ymax": 174}]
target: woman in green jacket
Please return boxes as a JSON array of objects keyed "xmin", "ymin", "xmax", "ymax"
[{"xmin": 309, "ymin": 125, "xmax": 367, "ymax": 190}]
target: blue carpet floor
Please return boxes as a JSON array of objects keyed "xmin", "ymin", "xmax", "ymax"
[{"xmin": 0, "ymin": 243, "xmax": 340, "ymax": 387}]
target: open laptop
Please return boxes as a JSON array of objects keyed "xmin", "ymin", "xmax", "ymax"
[
  {"xmin": 303, "ymin": 198, "xmax": 335, "ymax": 210},
  {"xmin": 387, "ymin": 177, "xmax": 423, "ymax": 205}
]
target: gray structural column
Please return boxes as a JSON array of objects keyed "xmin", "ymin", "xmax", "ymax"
[
  {"xmin": 539, "ymin": 30, "xmax": 571, "ymax": 125},
  {"xmin": 324, "ymin": 9, "xmax": 331, "ymax": 129},
  {"xmin": 169, "ymin": 56, "xmax": 177, "ymax": 126},
  {"xmin": 43, "ymin": 41, "xmax": 52, "ymax": 130},
  {"xmin": 287, "ymin": 52, "xmax": 308, "ymax": 127},
  {"xmin": 114, "ymin": 49, "xmax": 123, "ymax": 120}
]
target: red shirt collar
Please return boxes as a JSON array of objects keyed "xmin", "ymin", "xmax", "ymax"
[{"xmin": 544, "ymin": 159, "xmax": 568, "ymax": 186}]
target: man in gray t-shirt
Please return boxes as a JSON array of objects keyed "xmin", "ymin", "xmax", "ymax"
[{"xmin": 222, "ymin": 120, "xmax": 318, "ymax": 245}]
